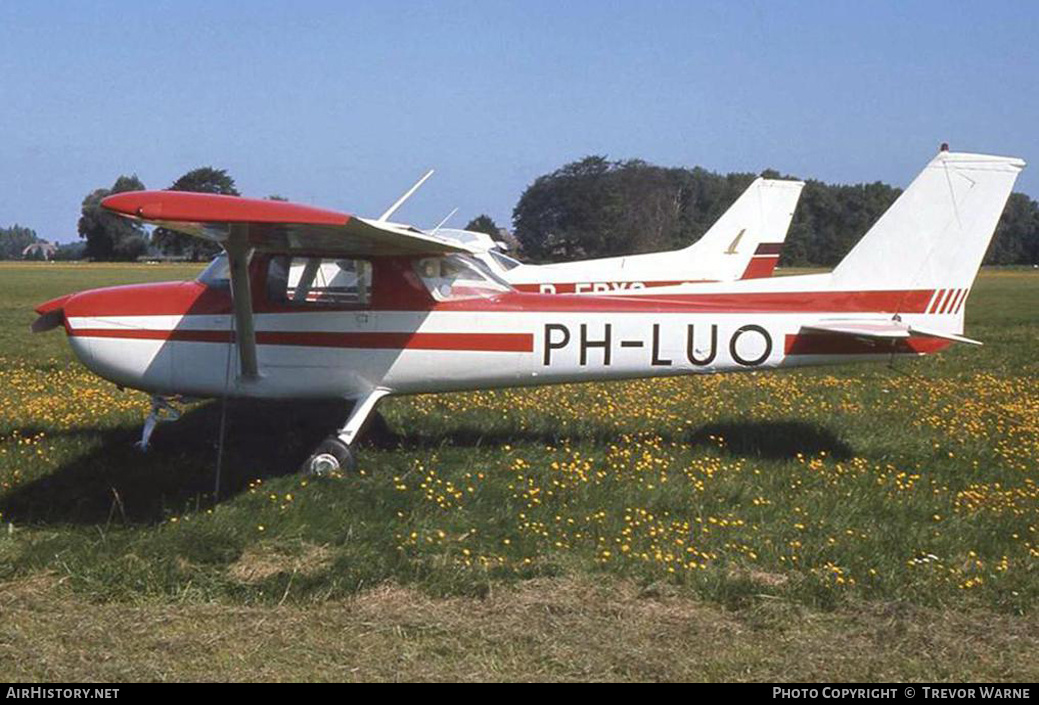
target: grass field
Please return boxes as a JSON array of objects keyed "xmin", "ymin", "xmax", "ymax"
[{"xmin": 0, "ymin": 261, "xmax": 1036, "ymax": 681}]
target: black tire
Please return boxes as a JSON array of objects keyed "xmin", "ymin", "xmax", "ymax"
[{"xmin": 300, "ymin": 437, "xmax": 356, "ymax": 476}]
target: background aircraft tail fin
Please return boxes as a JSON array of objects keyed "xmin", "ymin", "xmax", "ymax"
[{"xmin": 685, "ymin": 177, "xmax": 804, "ymax": 281}]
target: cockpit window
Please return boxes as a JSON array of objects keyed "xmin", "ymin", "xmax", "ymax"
[
  {"xmin": 267, "ymin": 256, "xmax": 372, "ymax": 307},
  {"xmin": 197, "ymin": 253, "xmax": 230, "ymax": 287},
  {"xmin": 489, "ymin": 250, "xmax": 522, "ymax": 271},
  {"xmin": 414, "ymin": 254, "xmax": 511, "ymax": 301}
]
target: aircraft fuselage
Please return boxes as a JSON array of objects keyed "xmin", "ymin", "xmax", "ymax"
[{"xmin": 46, "ymin": 255, "xmax": 949, "ymax": 403}]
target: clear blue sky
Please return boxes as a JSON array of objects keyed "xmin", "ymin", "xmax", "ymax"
[{"xmin": 2, "ymin": 0, "xmax": 1038, "ymax": 243}]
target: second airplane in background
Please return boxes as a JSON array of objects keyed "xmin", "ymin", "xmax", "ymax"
[{"xmin": 440, "ymin": 176, "xmax": 805, "ymax": 293}]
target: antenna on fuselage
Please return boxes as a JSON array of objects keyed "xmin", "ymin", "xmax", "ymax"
[
  {"xmin": 378, "ymin": 169, "xmax": 435, "ymax": 222},
  {"xmin": 430, "ymin": 207, "xmax": 459, "ymax": 236}
]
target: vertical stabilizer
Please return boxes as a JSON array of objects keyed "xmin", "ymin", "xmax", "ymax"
[
  {"xmin": 828, "ymin": 150, "xmax": 1024, "ymax": 335},
  {"xmin": 684, "ymin": 177, "xmax": 804, "ymax": 281},
  {"xmin": 831, "ymin": 151, "xmax": 1024, "ymax": 291}
]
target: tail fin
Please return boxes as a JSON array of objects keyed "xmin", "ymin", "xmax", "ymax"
[
  {"xmin": 826, "ymin": 150, "xmax": 1024, "ymax": 338},
  {"xmin": 831, "ymin": 151, "xmax": 1024, "ymax": 292},
  {"xmin": 686, "ymin": 177, "xmax": 804, "ymax": 280}
]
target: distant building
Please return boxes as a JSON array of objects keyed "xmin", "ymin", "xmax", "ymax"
[{"xmin": 22, "ymin": 241, "xmax": 57, "ymax": 260}]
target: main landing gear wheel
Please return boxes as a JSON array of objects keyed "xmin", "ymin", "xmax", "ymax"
[
  {"xmin": 301, "ymin": 437, "xmax": 356, "ymax": 476},
  {"xmin": 301, "ymin": 389, "xmax": 389, "ymax": 477}
]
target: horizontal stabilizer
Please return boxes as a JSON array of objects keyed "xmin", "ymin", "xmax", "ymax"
[
  {"xmin": 907, "ymin": 325, "xmax": 983, "ymax": 346},
  {"xmin": 803, "ymin": 319, "xmax": 983, "ymax": 346}
]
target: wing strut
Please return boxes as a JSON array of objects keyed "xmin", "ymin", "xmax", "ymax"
[{"xmin": 225, "ymin": 228, "xmax": 260, "ymax": 379}]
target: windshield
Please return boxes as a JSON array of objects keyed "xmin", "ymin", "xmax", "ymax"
[
  {"xmin": 489, "ymin": 250, "xmax": 522, "ymax": 271},
  {"xmin": 197, "ymin": 253, "xmax": 230, "ymax": 287},
  {"xmin": 414, "ymin": 254, "xmax": 512, "ymax": 301}
]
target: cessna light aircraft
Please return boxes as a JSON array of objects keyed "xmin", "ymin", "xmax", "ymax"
[
  {"xmin": 32, "ymin": 148, "xmax": 1022, "ymax": 475},
  {"xmin": 442, "ymin": 176, "xmax": 805, "ymax": 292}
]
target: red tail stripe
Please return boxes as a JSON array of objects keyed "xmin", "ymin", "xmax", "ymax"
[
  {"xmin": 753, "ymin": 243, "xmax": 784, "ymax": 256},
  {"xmin": 929, "ymin": 289, "xmax": 947, "ymax": 313},
  {"xmin": 739, "ymin": 256, "xmax": 779, "ymax": 280},
  {"xmin": 930, "ymin": 288, "xmax": 947, "ymax": 313},
  {"xmin": 954, "ymin": 288, "xmax": 970, "ymax": 314},
  {"xmin": 935, "ymin": 289, "xmax": 949, "ymax": 314},
  {"xmin": 954, "ymin": 288, "xmax": 967, "ymax": 313}
]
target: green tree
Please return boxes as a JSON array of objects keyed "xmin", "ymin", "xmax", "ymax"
[
  {"xmin": 986, "ymin": 192, "xmax": 1039, "ymax": 265},
  {"xmin": 514, "ymin": 155, "xmax": 1039, "ymax": 268},
  {"xmin": 152, "ymin": 167, "xmax": 240, "ymax": 260},
  {"xmin": 783, "ymin": 180, "xmax": 900, "ymax": 267},
  {"xmin": 0, "ymin": 225, "xmax": 40, "ymax": 260},
  {"xmin": 464, "ymin": 214, "xmax": 500, "ymax": 238},
  {"xmin": 513, "ymin": 156, "xmax": 619, "ymax": 261},
  {"xmin": 513, "ymin": 156, "xmax": 756, "ymax": 262},
  {"xmin": 78, "ymin": 175, "xmax": 148, "ymax": 261},
  {"xmin": 53, "ymin": 241, "xmax": 87, "ymax": 261}
]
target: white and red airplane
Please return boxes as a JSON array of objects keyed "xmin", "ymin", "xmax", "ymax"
[
  {"xmin": 440, "ymin": 176, "xmax": 805, "ymax": 292},
  {"xmin": 33, "ymin": 148, "xmax": 1022, "ymax": 475}
]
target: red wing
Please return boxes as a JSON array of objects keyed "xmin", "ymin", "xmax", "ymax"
[{"xmin": 101, "ymin": 191, "xmax": 471, "ymax": 256}]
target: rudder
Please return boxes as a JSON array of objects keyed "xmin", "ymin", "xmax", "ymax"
[
  {"xmin": 686, "ymin": 177, "xmax": 804, "ymax": 281},
  {"xmin": 831, "ymin": 150, "xmax": 1024, "ymax": 293}
]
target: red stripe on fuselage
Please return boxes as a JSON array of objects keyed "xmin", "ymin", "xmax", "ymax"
[
  {"xmin": 59, "ymin": 281, "xmax": 940, "ymax": 316},
  {"xmin": 513, "ymin": 280, "xmax": 697, "ymax": 294},
  {"xmin": 70, "ymin": 328, "xmax": 534, "ymax": 353},
  {"xmin": 455, "ymin": 288, "xmax": 939, "ymax": 314}
]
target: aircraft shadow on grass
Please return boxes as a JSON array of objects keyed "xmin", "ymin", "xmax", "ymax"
[{"xmin": 0, "ymin": 401, "xmax": 852, "ymax": 526}]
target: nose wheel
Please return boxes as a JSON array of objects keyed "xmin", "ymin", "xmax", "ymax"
[{"xmin": 299, "ymin": 388, "xmax": 389, "ymax": 477}]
